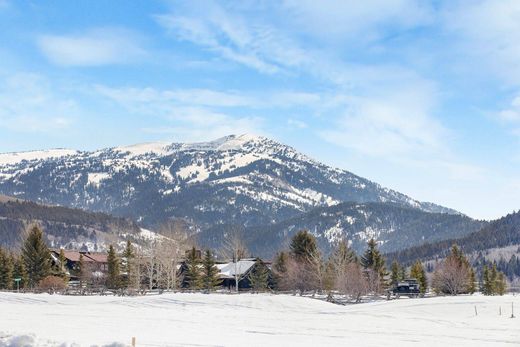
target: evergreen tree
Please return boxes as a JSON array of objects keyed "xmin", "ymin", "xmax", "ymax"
[
  {"xmin": 390, "ymin": 260, "xmax": 400, "ymax": 287},
  {"xmin": 21, "ymin": 225, "xmax": 52, "ymax": 287},
  {"xmin": 184, "ymin": 247, "xmax": 201, "ymax": 290},
  {"xmin": 73, "ymin": 254, "xmax": 86, "ymax": 287},
  {"xmin": 323, "ymin": 259, "xmax": 336, "ymax": 292},
  {"xmin": 13, "ymin": 255, "xmax": 28, "ymax": 290},
  {"xmin": 410, "ymin": 261, "xmax": 427, "ymax": 294},
  {"xmin": 289, "ymin": 230, "xmax": 319, "ymax": 262},
  {"xmin": 0, "ymin": 249, "xmax": 14, "ymax": 289},
  {"xmin": 482, "ymin": 265, "xmax": 492, "ymax": 295},
  {"xmin": 496, "ymin": 272, "xmax": 507, "ymax": 295},
  {"xmin": 106, "ymin": 245, "xmax": 121, "ymax": 289},
  {"xmin": 56, "ymin": 249, "xmax": 69, "ymax": 281},
  {"xmin": 121, "ymin": 240, "xmax": 135, "ymax": 288},
  {"xmin": 272, "ymin": 251, "xmax": 288, "ymax": 290},
  {"xmin": 489, "ymin": 263, "xmax": 498, "ymax": 294},
  {"xmin": 467, "ymin": 267, "xmax": 476, "ymax": 294},
  {"xmin": 399, "ymin": 265, "xmax": 407, "ymax": 280},
  {"xmin": 201, "ymin": 249, "xmax": 221, "ymax": 291},
  {"xmin": 248, "ymin": 258, "xmax": 270, "ymax": 292},
  {"xmin": 361, "ymin": 239, "xmax": 387, "ymax": 290},
  {"xmin": 482, "ymin": 264, "xmax": 507, "ymax": 295}
]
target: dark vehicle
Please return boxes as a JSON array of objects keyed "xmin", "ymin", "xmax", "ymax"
[{"xmin": 387, "ymin": 279, "xmax": 422, "ymax": 299}]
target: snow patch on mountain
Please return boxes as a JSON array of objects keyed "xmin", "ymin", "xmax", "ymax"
[
  {"xmin": 114, "ymin": 142, "xmax": 171, "ymax": 157},
  {"xmin": 0, "ymin": 149, "xmax": 79, "ymax": 166},
  {"xmin": 87, "ymin": 172, "xmax": 110, "ymax": 188}
]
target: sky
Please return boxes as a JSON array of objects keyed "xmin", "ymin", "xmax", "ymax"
[{"xmin": 0, "ymin": 0, "xmax": 519, "ymax": 220}]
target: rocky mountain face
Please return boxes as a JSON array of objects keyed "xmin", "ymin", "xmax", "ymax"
[{"xmin": 0, "ymin": 134, "xmax": 474, "ymax": 255}]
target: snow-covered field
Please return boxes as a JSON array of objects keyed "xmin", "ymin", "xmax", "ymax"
[{"xmin": 0, "ymin": 292, "xmax": 519, "ymax": 347}]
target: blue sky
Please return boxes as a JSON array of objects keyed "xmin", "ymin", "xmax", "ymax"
[{"xmin": 0, "ymin": 0, "xmax": 519, "ymax": 220}]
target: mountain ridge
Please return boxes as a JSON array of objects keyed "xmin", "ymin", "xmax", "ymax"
[{"xmin": 0, "ymin": 134, "xmax": 470, "ymax": 254}]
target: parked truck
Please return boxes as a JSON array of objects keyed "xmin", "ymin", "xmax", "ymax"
[{"xmin": 387, "ymin": 279, "xmax": 422, "ymax": 299}]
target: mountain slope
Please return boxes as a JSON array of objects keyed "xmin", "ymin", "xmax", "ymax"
[
  {"xmin": 0, "ymin": 134, "xmax": 458, "ymax": 231},
  {"xmin": 197, "ymin": 202, "xmax": 485, "ymax": 258},
  {"xmin": 0, "ymin": 197, "xmax": 152, "ymax": 251},
  {"xmin": 386, "ymin": 210, "xmax": 520, "ymax": 265}
]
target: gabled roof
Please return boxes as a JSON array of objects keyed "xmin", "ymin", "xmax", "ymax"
[
  {"xmin": 217, "ymin": 259, "xmax": 256, "ymax": 278},
  {"xmin": 50, "ymin": 249, "xmax": 107, "ymax": 263},
  {"xmin": 50, "ymin": 249, "xmax": 83, "ymax": 262},
  {"xmin": 82, "ymin": 252, "xmax": 108, "ymax": 263}
]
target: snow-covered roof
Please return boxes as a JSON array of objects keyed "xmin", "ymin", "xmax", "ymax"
[{"xmin": 216, "ymin": 259, "xmax": 256, "ymax": 278}]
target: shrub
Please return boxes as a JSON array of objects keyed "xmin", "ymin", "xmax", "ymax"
[{"xmin": 38, "ymin": 275, "xmax": 66, "ymax": 293}]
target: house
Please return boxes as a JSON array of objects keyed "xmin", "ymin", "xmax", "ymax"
[
  {"xmin": 217, "ymin": 258, "xmax": 258, "ymax": 290},
  {"xmin": 180, "ymin": 256, "xmax": 272, "ymax": 290},
  {"xmin": 50, "ymin": 249, "xmax": 109, "ymax": 280}
]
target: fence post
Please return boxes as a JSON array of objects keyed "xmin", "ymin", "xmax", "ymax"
[{"xmin": 474, "ymin": 305, "xmax": 477, "ymax": 316}]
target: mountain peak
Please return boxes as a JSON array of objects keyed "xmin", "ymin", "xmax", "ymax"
[{"xmin": 180, "ymin": 133, "xmax": 265, "ymax": 152}]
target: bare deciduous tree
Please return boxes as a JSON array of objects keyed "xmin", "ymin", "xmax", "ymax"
[
  {"xmin": 220, "ymin": 226, "xmax": 248, "ymax": 292},
  {"xmin": 335, "ymin": 262, "xmax": 368, "ymax": 302},
  {"xmin": 142, "ymin": 240, "xmax": 158, "ymax": 290},
  {"xmin": 433, "ymin": 256, "xmax": 470, "ymax": 295},
  {"xmin": 155, "ymin": 220, "xmax": 190, "ymax": 291},
  {"xmin": 284, "ymin": 256, "xmax": 319, "ymax": 294}
]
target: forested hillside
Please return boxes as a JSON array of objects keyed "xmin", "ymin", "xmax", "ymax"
[
  {"xmin": 198, "ymin": 202, "xmax": 486, "ymax": 258},
  {"xmin": 0, "ymin": 197, "xmax": 141, "ymax": 250},
  {"xmin": 386, "ymin": 210, "xmax": 520, "ymax": 266}
]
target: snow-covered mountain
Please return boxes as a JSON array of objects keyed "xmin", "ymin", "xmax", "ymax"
[{"xmin": 0, "ymin": 134, "xmax": 457, "ymax": 232}]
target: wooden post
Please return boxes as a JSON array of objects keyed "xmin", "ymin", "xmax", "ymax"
[
  {"xmin": 132, "ymin": 337, "xmax": 136, "ymax": 347},
  {"xmin": 511, "ymin": 302, "xmax": 515, "ymax": 319},
  {"xmin": 474, "ymin": 305, "xmax": 478, "ymax": 316},
  {"xmin": 499, "ymin": 306, "xmax": 502, "ymax": 316}
]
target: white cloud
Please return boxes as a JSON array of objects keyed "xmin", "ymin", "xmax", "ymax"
[
  {"xmin": 442, "ymin": 0, "xmax": 520, "ymax": 85},
  {"xmin": 0, "ymin": 73, "xmax": 77, "ymax": 132},
  {"xmin": 156, "ymin": 1, "xmax": 309, "ymax": 74},
  {"xmin": 320, "ymin": 85, "xmax": 445, "ymax": 157},
  {"xmin": 498, "ymin": 95, "xmax": 520, "ymax": 123},
  {"xmin": 287, "ymin": 119, "xmax": 308, "ymax": 129},
  {"xmin": 282, "ymin": 0, "xmax": 434, "ymax": 42},
  {"xmin": 37, "ymin": 28, "xmax": 145, "ymax": 66},
  {"xmin": 94, "ymin": 84, "xmax": 328, "ymax": 111},
  {"xmin": 141, "ymin": 114, "xmax": 264, "ymax": 143},
  {"xmin": 95, "ymin": 85, "xmax": 256, "ymax": 109},
  {"xmin": 95, "ymin": 84, "xmax": 266, "ymax": 141}
]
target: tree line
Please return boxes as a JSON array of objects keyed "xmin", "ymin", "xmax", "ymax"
[{"xmin": 0, "ymin": 225, "xmax": 511, "ymax": 297}]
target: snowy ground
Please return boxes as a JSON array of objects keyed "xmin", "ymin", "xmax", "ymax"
[{"xmin": 0, "ymin": 292, "xmax": 519, "ymax": 347}]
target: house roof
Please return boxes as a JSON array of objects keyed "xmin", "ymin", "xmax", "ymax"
[
  {"xmin": 217, "ymin": 259, "xmax": 256, "ymax": 278},
  {"xmin": 50, "ymin": 249, "xmax": 107, "ymax": 263},
  {"xmin": 50, "ymin": 249, "xmax": 83, "ymax": 262},
  {"xmin": 82, "ymin": 252, "xmax": 108, "ymax": 263}
]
